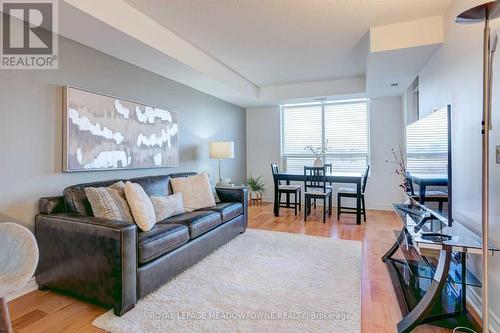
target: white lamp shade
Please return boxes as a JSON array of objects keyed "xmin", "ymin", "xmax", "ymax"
[{"xmin": 209, "ymin": 141, "xmax": 234, "ymax": 159}]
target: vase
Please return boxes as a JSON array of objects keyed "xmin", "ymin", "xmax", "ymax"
[{"xmin": 313, "ymin": 157, "xmax": 323, "ymax": 167}]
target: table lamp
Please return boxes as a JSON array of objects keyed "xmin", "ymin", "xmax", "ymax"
[{"xmin": 209, "ymin": 141, "xmax": 234, "ymax": 185}]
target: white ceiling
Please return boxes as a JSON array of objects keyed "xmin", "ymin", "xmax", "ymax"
[
  {"xmin": 55, "ymin": 0, "xmax": 452, "ymax": 107},
  {"xmin": 123, "ymin": 0, "xmax": 451, "ymax": 87}
]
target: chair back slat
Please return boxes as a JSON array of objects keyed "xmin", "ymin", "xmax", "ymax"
[
  {"xmin": 271, "ymin": 163, "xmax": 281, "ymax": 186},
  {"xmin": 304, "ymin": 166, "xmax": 327, "ymax": 193},
  {"xmin": 361, "ymin": 165, "xmax": 370, "ymax": 193}
]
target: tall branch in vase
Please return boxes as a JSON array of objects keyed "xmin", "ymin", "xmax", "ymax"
[{"xmin": 385, "ymin": 146, "xmax": 411, "ymax": 200}]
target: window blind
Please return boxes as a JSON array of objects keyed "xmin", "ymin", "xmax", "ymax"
[
  {"xmin": 406, "ymin": 108, "xmax": 448, "ymax": 174},
  {"xmin": 281, "ymin": 100, "xmax": 370, "ymax": 174}
]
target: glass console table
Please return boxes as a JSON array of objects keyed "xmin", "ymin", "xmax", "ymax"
[{"xmin": 383, "ymin": 203, "xmax": 499, "ymax": 333}]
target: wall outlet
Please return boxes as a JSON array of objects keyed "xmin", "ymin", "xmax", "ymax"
[{"xmin": 497, "ymin": 145, "xmax": 500, "ymax": 164}]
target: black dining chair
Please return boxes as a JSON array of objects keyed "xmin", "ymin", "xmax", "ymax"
[
  {"xmin": 271, "ymin": 164, "xmax": 301, "ymax": 216},
  {"xmin": 337, "ymin": 165, "xmax": 370, "ymax": 221},
  {"xmin": 309, "ymin": 163, "xmax": 332, "ymax": 210},
  {"xmin": 324, "ymin": 163, "xmax": 333, "ymax": 186},
  {"xmin": 304, "ymin": 166, "xmax": 332, "ymax": 223},
  {"xmin": 405, "ymin": 172, "xmax": 448, "ymax": 213}
]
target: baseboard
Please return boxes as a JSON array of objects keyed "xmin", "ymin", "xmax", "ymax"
[
  {"xmin": 5, "ymin": 277, "xmax": 38, "ymax": 301},
  {"xmin": 257, "ymin": 198, "xmax": 393, "ymax": 211},
  {"xmin": 467, "ymin": 286, "xmax": 500, "ymax": 333},
  {"xmin": 365, "ymin": 204, "xmax": 394, "ymax": 211}
]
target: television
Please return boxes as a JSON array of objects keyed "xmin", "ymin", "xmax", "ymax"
[{"xmin": 405, "ymin": 105, "xmax": 452, "ymax": 225}]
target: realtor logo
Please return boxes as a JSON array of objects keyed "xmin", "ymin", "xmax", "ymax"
[{"xmin": 1, "ymin": 0, "xmax": 58, "ymax": 69}]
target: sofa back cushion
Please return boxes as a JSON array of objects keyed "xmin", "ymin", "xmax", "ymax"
[
  {"xmin": 63, "ymin": 173, "xmax": 197, "ymax": 216},
  {"xmin": 64, "ymin": 179, "xmax": 125, "ymax": 215},
  {"xmin": 128, "ymin": 175, "xmax": 172, "ymax": 197}
]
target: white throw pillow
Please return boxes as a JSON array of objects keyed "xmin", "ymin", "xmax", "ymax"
[
  {"xmin": 170, "ymin": 172, "xmax": 216, "ymax": 212},
  {"xmin": 124, "ymin": 181, "xmax": 156, "ymax": 232},
  {"xmin": 150, "ymin": 193, "xmax": 185, "ymax": 222}
]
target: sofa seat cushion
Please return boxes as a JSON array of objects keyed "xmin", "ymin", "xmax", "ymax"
[
  {"xmin": 138, "ymin": 224, "xmax": 189, "ymax": 264},
  {"xmin": 200, "ymin": 202, "xmax": 243, "ymax": 223},
  {"xmin": 161, "ymin": 211, "xmax": 221, "ymax": 239}
]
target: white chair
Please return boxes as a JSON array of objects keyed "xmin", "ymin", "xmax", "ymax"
[{"xmin": 0, "ymin": 223, "xmax": 39, "ymax": 333}]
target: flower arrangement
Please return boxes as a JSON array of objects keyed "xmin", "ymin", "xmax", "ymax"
[{"xmin": 304, "ymin": 140, "xmax": 332, "ymax": 158}]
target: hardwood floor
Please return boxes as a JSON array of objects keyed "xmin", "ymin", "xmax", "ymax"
[{"xmin": 8, "ymin": 203, "xmax": 451, "ymax": 333}]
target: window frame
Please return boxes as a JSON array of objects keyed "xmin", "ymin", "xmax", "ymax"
[{"xmin": 280, "ymin": 99, "xmax": 371, "ymax": 173}]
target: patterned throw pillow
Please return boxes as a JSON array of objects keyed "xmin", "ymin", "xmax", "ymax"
[
  {"xmin": 150, "ymin": 192, "xmax": 185, "ymax": 222},
  {"xmin": 170, "ymin": 172, "xmax": 216, "ymax": 212},
  {"xmin": 124, "ymin": 182, "xmax": 157, "ymax": 232},
  {"xmin": 84, "ymin": 181, "xmax": 134, "ymax": 222}
]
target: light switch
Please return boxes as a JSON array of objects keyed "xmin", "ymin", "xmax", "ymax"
[{"xmin": 497, "ymin": 145, "xmax": 500, "ymax": 164}]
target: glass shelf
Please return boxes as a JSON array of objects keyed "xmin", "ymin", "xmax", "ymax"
[
  {"xmin": 392, "ymin": 230, "xmax": 482, "ymax": 288},
  {"xmin": 389, "ymin": 259, "xmax": 469, "ymax": 317},
  {"xmin": 393, "ymin": 203, "xmax": 499, "ymax": 254}
]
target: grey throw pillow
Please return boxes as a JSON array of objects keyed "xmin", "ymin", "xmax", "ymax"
[
  {"xmin": 150, "ymin": 193, "xmax": 185, "ymax": 222},
  {"xmin": 84, "ymin": 181, "xmax": 134, "ymax": 222}
]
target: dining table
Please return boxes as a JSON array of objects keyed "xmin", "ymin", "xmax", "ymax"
[
  {"xmin": 407, "ymin": 173, "xmax": 448, "ymax": 204},
  {"xmin": 273, "ymin": 170, "xmax": 365, "ymax": 225}
]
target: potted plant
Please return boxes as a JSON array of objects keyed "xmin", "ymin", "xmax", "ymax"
[{"xmin": 247, "ymin": 176, "xmax": 266, "ymax": 203}]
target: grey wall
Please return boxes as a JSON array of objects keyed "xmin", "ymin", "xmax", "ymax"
[
  {"xmin": 0, "ymin": 36, "xmax": 246, "ymax": 229},
  {"xmin": 415, "ymin": 0, "xmax": 500, "ymax": 328}
]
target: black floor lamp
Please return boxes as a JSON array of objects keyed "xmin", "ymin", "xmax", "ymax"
[{"xmin": 456, "ymin": 1, "xmax": 500, "ymax": 332}]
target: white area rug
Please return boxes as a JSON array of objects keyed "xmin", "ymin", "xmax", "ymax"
[{"xmin": 93, "ymin": 229, "xmax": 362, "ymax": 333}]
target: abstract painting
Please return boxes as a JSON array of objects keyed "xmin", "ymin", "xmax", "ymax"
[{"xmin": 63, "ymin": 86, "xmax": 179, "ymax": 171}]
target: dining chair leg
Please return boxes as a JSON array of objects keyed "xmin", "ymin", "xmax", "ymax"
[
  {"xmin": 276, "ymin": 192, "xmax": 282, "ymax": 217},
  {"xmin": 362, "ymin": 196, "xmax": 367, "ymax": 222},
  {"xmin": 438, "ymin": 201, "xmax": 443, "ymax": 213},
  {"xmin": 304, "ymin": 197, "xmax": 308, "ymax": 221},
  {"xmin": 337, "ymin": 195, "xmax": 341, "ymax": 220},
  {"xmin": 314, "ymin": 198, "xmax": 317, "ymax": 209},
  {"xmin": 323, "ymin": 197, "xmax": 326, "ymax": 224},
  {"xmin": 273, "ymin": 190, "xmax": 278, "ymax": 217},
  {"xmin": 299, "ymin": 190, "xmax": 302, "ymax": 211},
  {"xmin": 329, "ymin": 194, "xmax": 332, "ymax": 217},
  {"xmin": 294, "ymin": 192, "xmax": 298, "ymax": 216}
]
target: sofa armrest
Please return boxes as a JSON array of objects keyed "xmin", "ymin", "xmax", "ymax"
[
  {"xmin": 35, "ymin": 213, "xmax": 137, "ymax": 316},
  {"xmin": 216, "ymin": 187, "xmax": 248, "ymax": 229},
  {"xmin": 39, "ymin": 196, "xmax": 66, "ymax": 214}
]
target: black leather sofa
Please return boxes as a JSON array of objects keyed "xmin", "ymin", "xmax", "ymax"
[{"xmin": 35, "ymin": 172, "xmax": 247, "ymax": 316}]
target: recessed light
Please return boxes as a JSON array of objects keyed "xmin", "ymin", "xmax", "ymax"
[{"xmin": 390, "ymin": 82, "xmax": 399, "ymax": 87}]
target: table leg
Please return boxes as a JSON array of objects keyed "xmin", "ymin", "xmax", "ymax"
[
  {"xmin": 396, "ymin": 246, "xmax": 452, "ymax": 333},
  {"xmin": 356, "ymin": 180, "xmax": 361, "ymax": 225},
  {"xmin": 419, "ymin": 184, "xmax": 426, "ymax": 205},
  {"xmin": 382, "ymin": 229, "xmax": 405, "ymax": 262},
  {"xmin": 286, "ymin": 180, "xmax": 290, "ymax": 207}
]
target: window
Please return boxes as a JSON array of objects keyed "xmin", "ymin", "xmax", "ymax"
[
  {"xmin": 281, "ymin": 100, "xmax": 370, "ymax": 173},
  {"xmin": 406, "ymin": 108, "xmax": 448, "ymax": 174}
]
